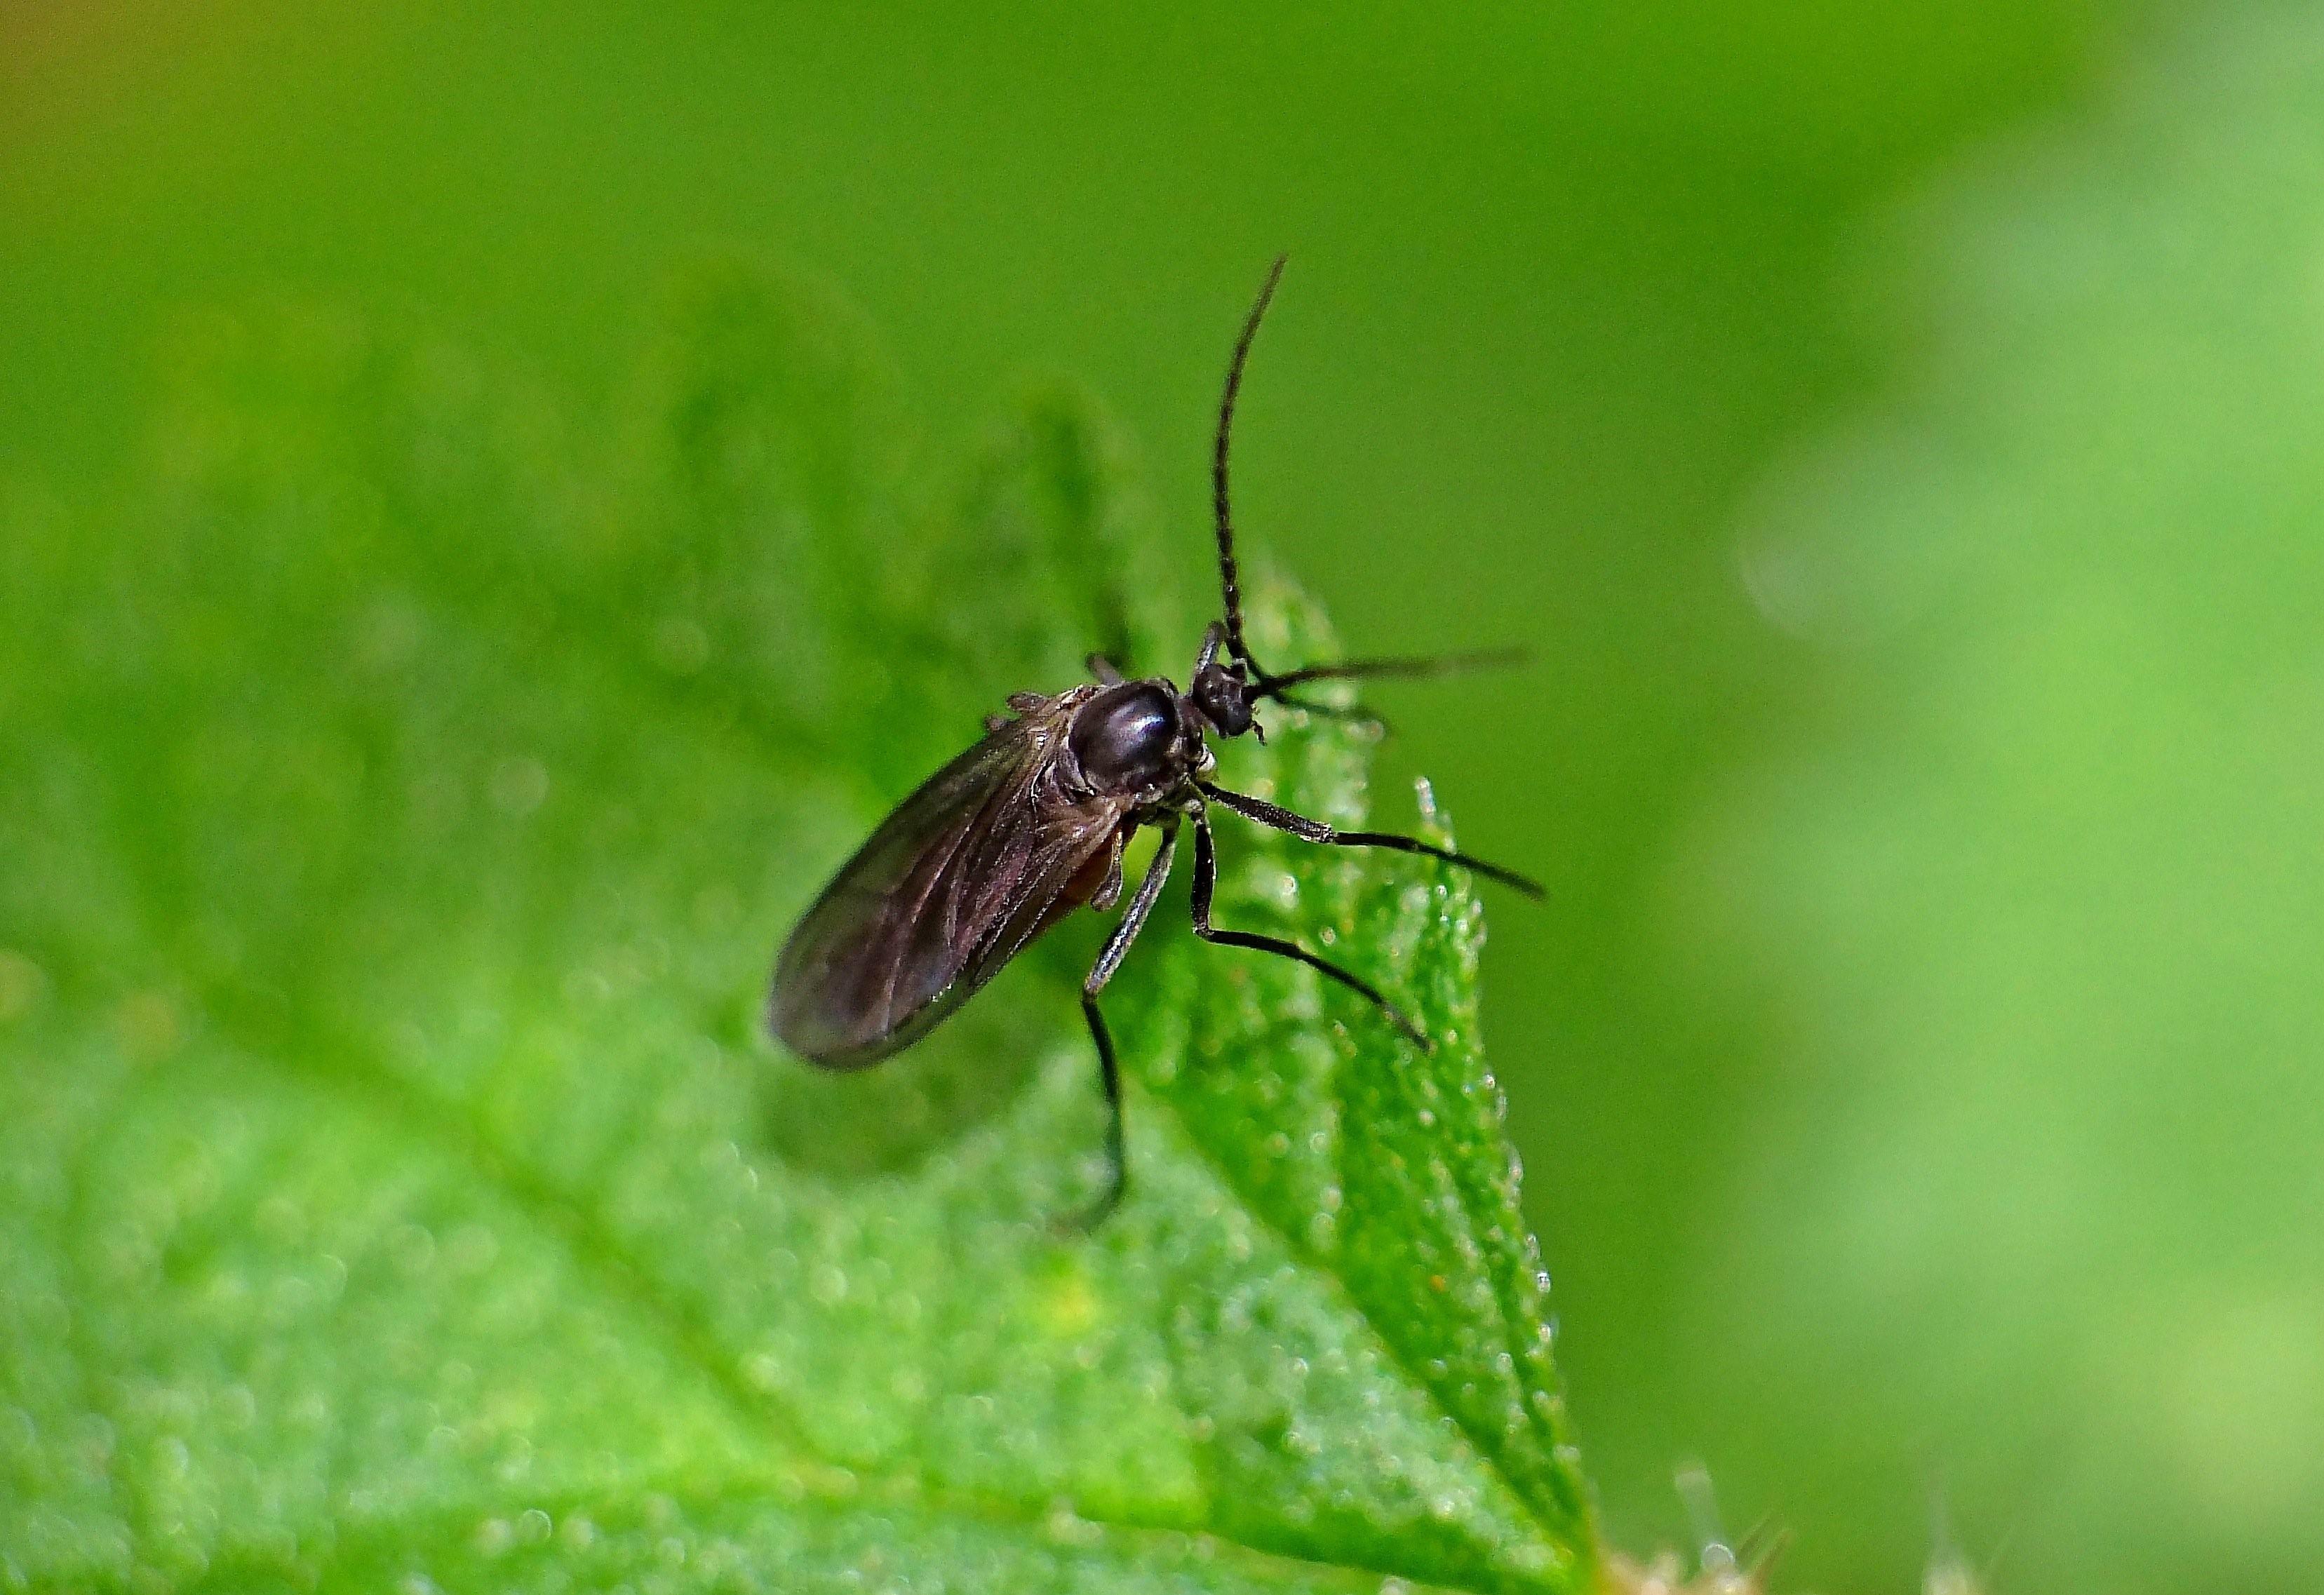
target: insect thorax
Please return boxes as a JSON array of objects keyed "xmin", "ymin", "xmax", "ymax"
[{"xmin": 1068, "ymin": 679, "xmax": 1195, "ymax": 795}]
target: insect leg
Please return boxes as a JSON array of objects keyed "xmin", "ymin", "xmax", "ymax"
[
  {"xmin": 1188, "ymin": 813, "xmax": 1430, "ymax": 1049},
  {"xmin": 1198, "ymin": 780, "xmax": 1544, "ymax": 899},
  {"xmin": 1073, "ymin": 819, "xmax": 1181, "ymax": 1226},
  {"xmin": 1084, "ymin": 830, "xmax": 1128, "ymax": 911},
  {"xmin": 1086, "ymin": 652, "xmax": 1126, "ymax": 686}
]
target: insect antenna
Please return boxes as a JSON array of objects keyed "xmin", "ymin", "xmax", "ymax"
[
  {"xmin": 1250, "ymin": 647, "xmax": 1529, "ymax": 737},
  {"xmin": 1214, "ymin": 253, "xmax": 1288, "ymax": 673},
  {"xmin": 1210, "ymin": 258, "xmax": 1522, "ymax": 716},
  {"xmin": 1267, "ymin": 693, "xmax": 1390, "ymax": 732},
  {"xmin": 1253, "ymin": 645, "xmax": 1528, "ymax": 699}
]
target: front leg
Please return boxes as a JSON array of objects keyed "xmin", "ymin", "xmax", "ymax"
[{"xmin": 1196, "ymin": 780, "xmax": 1543, "ymax": 899}]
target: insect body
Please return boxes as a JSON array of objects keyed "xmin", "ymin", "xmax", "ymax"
[{"xmin": 770, "ymin": 257, "xmax": 1540, "ymax": 1223}]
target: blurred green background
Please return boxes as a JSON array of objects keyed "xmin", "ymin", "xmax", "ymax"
[{"xmin": 13, "ymin": 1, "xmax": 2324, "ymax": 1590}]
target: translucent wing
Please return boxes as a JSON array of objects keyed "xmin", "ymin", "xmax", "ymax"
[{"xmin": 770, "ymin": 701, "xmax": 1131, "ymax": 1068}]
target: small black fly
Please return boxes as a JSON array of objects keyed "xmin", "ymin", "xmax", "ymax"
[{"xmin": 770, "ymin": 257, "xmax": 1540, "ymax": 1224}]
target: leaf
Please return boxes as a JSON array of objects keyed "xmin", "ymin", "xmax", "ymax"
[
  {"xmin": 0, "ymin": 267, "xmax": 1592, "ymax": 1594},
  {"xmin": 1677, "ymin": 8, "xmax": 2324, "ymax": 1589}
]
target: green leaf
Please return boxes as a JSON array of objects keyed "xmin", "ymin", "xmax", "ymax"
[{"xmin": 0, "ymin": 268, "xmax": 1592, "ymax": 1594}]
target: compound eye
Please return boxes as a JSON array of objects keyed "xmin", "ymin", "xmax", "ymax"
[{"xmin": 1070, "ymin": 683, "xmax": 1180, "ymax": 791}]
